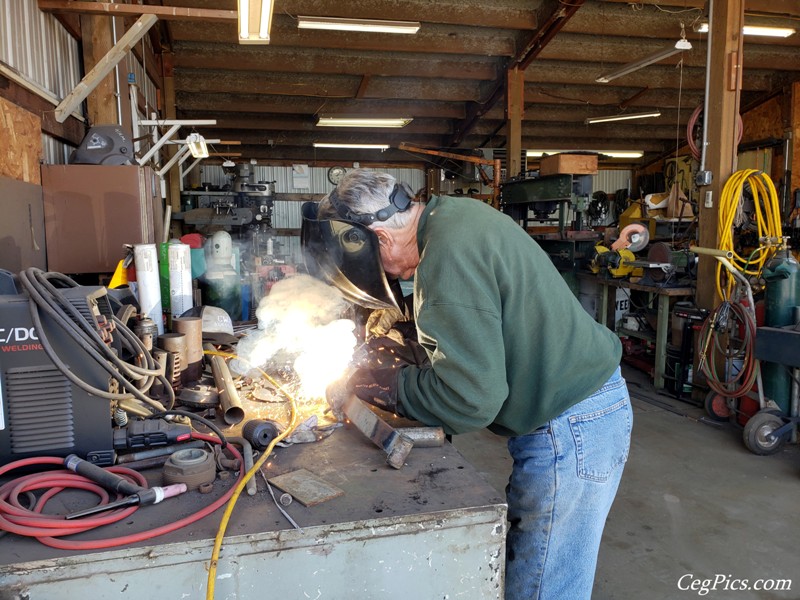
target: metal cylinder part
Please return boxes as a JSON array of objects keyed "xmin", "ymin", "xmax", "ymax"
[
  {"xmin": 163, "ymin": 448, "xmax": 216, "ymax": 490},
  {"xmin": 158, "ymin": 333, "xmax": 188, "ymax": 376},
  {"xmin": 208, "ymin": 353, "xmax": 245, "ymax": 425},
  {"xmin": 133, "ymin": 317, "xmax": 159, "ymax": 352},
  {"xmin": 172, "ymin": 317, "xmax": 204, "ymax": 383},
  {"xmin": 394, "ymin": 427, "xmax": 446, "ymax": 448},
  {"xmin": 242, "ymin": 419, "xmax": 281, "ymax": 450}
]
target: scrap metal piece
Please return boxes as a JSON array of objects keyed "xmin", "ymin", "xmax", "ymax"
[
  {"xmin": 394, "ymin": 427, "xmax": 445, "ymax": 448},
  {"xmin": 341, "ymin": 394, "xmax": 414, "ymax": 469},
  {"xmin": 267, "ymin": 468, "xmax": 343, "ymax": 507}
]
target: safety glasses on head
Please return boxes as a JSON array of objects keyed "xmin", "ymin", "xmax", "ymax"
[{"xmin": 328, "ymin": 182, "xmax": 414, "ymax": 226}]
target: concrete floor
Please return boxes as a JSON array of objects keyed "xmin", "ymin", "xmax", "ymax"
[{"xmin": 452, "ymin": 365, "xmax": 800, "ymax": 600}]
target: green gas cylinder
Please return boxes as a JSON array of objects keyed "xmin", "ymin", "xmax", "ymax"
[{"xmin": 761, "ymin": 248, "xmax": 800, "ymax": 413}]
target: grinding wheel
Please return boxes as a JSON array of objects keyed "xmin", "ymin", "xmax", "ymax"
[{"xmin": 646, "ymin": 242, "xmax": 672, "ymax": 282}]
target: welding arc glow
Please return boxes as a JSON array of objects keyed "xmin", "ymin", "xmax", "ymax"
[{"xmin": 230, "ymin": 274, "xmax": 357, "ymax": 401}]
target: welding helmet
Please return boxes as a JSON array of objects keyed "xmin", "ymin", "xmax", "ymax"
[{"xmin": 301, "ymin": 201, "xmax": 401, "ymax": 311}]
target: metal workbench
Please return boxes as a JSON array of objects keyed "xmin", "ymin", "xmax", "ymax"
[{"xmin": 0, "ymin": 424, "xmax": 507, "ymax": 599}]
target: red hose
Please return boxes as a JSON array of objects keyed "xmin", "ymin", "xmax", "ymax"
[
  {"xmin": 686, "ymin": 103, "xmax": 744, "ymax": 161},
  {"xmin": 0, "ymin": 433, "xmax": 242, "ymax": 550}
]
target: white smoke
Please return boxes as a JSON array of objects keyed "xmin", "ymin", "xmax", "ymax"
[{"xmin": 230, "ymin": 274, "xmax": 357, "ymax": 399}]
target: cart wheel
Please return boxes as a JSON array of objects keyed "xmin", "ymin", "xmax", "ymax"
[
  {"xmin": 704, "ymin": 391, "xmax": 731, "ymax": 422},
  {"xmin": 742, "ymin": 411, "xmax": 787, "ymax": 456}
]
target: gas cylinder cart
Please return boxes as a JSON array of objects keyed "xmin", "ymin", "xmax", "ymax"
[{"xmin": 693, "ymin": 246, "xmax": 795, "ymax": 455}]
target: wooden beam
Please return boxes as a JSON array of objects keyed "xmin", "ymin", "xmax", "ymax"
[
  {"xmin": 506, "ymin": 67, "xmax": 524, "ymax": 178},
  {"xmin": 0, "ymin": 73, "xmax": 85, "ymax": 146},
  {"xmin": 355, "ymin": 75, "xmax": 372, "ymax": 99},
  {"xmin": 171, "ymin": 42, "xmax": 498, "ymax": 81},
  {"xmin": 169, "ymin": 17, "xmax": 517, "ymax": 56},
  {"xmin": 38, "ymin": 1, "xmax": 236, "ymax": 22},
  {"xmin": 57, "ymin": 14, "xmax": 158, "ymax": 123},
  {"xmin": 446, "ymin": 0, "xmax": 584, "ymax": 148},
  {"xmin": 696, "ymin": 0, "xmax": 746, "ymax": 310},
  {"xmin": 175, "ymin": 93, "xmax": 467, "ymax": 119}
]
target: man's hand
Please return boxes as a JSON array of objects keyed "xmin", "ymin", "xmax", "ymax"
[{"xmin": 347, "ymin": 368, "xmax": 400, "ymax": 413}]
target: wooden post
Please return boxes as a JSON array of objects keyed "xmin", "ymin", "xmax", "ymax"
[
  {"xmin": 506, "ymin": 66, "xmax": 524, "ymax": 179},
  {"xmin": 79, "ymin": 13, "xmax": 116, "ymax": 125},
  {"xmin": 695, "ymin": 0, "xmax": 745, "ymax": 311}
]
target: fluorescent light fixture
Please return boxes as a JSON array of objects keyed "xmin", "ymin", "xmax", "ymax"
[
  {"xmin": 317, "ymin": 117, "xmax": 413, "ymax": 128},
  {"xmin": 694, "ymin": 22, "xmax": 795, "ymax": 37},
  {"xmin": 238, "ymin": 0, "xmax": 274, "ymax": 44},
  {"xmin": 297, "ymin": 16, "xmax": 420, "ymax": 34},
  {"xmin": 526, "ymin": 150, "xmax": 644, "ymax": 159},
  {"xmin": 313, "ymin": 143, "xmax": 390, "ymax": 150},
  {"xmin": 185, "ymin": 133, "xmax": 209, "ymax": 159},
  {"xmin": 585, "ymin": 110, "xmax": 662, "ymax": 125},
  {"xmin": 596, "ymin": 39, "xmax": 692, "ymax": 83}
]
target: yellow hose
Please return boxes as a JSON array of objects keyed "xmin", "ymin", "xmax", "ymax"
[
  {"xmin": 715, "ymin": 169, "xmax": 783, "ymax": 300},
  {"xmin": 204, "ymin": 350, "xmax": 300, "ymax": 600}
]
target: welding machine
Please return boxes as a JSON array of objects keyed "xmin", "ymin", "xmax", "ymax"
[{"xmin": 0, "ymin": 272, "xmax": 128, "ymax": 466}]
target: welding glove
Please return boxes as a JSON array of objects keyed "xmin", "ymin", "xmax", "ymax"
[
  {"xmin": 347, "ymin": 367, "xmax": 400, "ymax": 414},
  {"xmin": 360, "ymin": 335, "xmax": 430, "ymax": 369}
]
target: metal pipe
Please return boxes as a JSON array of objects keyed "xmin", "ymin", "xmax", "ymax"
[
  {"xmin": 111, "ymin": 13, "xmax": 122, "ymax": 127},
  {"xmin": 206, "ymin": 346, "xmax": 245, "ymax": 425},
  {"xmin": 228, "ymin": 436, "xmax": 257, "ymax": 496},
  {"xmin": 699, "ymin": 0, "xmax": 713, "ymax": 172},
  {"xmin": 689, "ymin": 245, "xmax": 733, "ymax": 259}
]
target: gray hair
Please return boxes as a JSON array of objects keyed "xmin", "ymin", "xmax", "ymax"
[{"xmin": 318, "ymin": 169, "xmax": 415, "ymax": 230}]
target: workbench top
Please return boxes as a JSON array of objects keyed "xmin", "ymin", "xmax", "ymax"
[{"xmin": 0, "ymin": 424, "xmax": 507, "ymax": 599}]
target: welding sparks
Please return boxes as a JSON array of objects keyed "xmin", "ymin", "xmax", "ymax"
[{"xmin": 230, "ymin": 274, "xmax": 357, "ymax": 403}]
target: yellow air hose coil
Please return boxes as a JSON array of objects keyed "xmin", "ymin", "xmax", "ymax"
[{"xmin": 716, "ymin": 169, "xmax": 783, "ymax": 300}]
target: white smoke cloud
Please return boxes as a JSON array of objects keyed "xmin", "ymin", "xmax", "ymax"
[{"xmin": 230, "ymin": 274, "xmax": 357, "ymax": 399}]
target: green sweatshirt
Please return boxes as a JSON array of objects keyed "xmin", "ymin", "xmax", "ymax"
[{"xmin": 397, "ymin": 195, "xmax": 622, "ymax": 437}]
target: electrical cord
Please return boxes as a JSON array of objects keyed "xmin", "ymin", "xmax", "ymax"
[
  {"xmin": 17, "ymin": 268, "xmax": 174, "ymax": 412},
  {"xmin": 204, "ymin": 349, "xmax": 300, "ymax": 600},
  {"xmin": 148, "ymin": 410, "xmax": 228, "ymax": 449},
  {"xmin": 715, "ymin": 169, "xmax": 783, "ymax": 300},
  {"xmin": 686, "ymin": 104, "xmax": 743, "ymax": 161},
  {"xmin": 0, "ymin": 433, "xmax": 241, "ymax": 551}
]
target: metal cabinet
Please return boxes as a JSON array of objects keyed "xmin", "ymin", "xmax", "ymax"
[{"xmin": 41, "ymin": 165, "xmax": 162, "ymax": 274}]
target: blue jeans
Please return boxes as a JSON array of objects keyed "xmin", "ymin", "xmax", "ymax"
[{"xmin": 505, "ymin": 367, "xmax": 632, "ymax": 600}]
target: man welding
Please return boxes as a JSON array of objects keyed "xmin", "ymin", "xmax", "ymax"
[{"xmin": 302, "ymin": 168, "xmax": 632, "ymax": 600}]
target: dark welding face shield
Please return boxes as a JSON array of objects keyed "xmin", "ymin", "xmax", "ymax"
[{"xmin": 301, "ymin": 201, "xmax": 400, "ymax": 311}]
